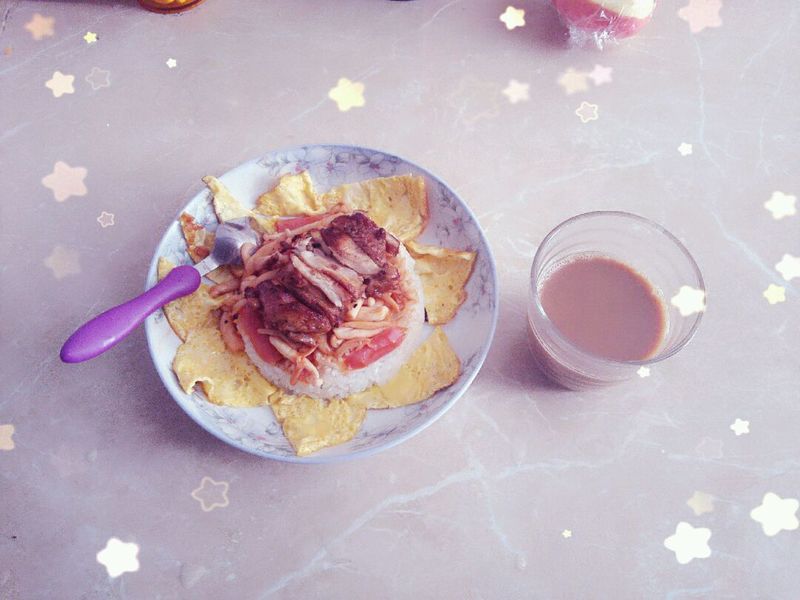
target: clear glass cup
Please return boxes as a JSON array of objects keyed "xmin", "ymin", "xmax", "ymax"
[{"xmin": 527, "ymin": 211, "xmax": 705, "ymax": 390}]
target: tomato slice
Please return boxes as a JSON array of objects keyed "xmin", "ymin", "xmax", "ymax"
[
  {"xmin": 275, "ymin": 214, "xmax": 326, "ymax": 233},
  {"xmin": 237, "ymin": 305, "xmax": 282, "ymax": 364},
  {"xmin": 343, "ymin": 327, "xmax": 406, "ymax": 370}
]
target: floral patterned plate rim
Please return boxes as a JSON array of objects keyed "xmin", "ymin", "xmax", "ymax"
[{"xmin": 144, "ymin": 144, "xmax": 499, "ymax": 463}]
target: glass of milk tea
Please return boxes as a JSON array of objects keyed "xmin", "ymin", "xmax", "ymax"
[{"xmin": 528, "ymin": 211, "xmax": 705, "ymax": 390}]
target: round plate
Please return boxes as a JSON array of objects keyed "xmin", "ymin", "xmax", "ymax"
[{"xmin": 144, "ymin": 144, "xmax": 499, "ymax": 463}]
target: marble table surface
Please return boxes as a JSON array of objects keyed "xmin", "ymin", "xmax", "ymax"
[{"xmin": 2, "ymin": 0, "xmax": 799, "ymax": 597}]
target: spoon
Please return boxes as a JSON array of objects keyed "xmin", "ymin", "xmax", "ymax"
[{"xmin": 60, "ymin": 218, "xmax": 259, "ymax": 363}]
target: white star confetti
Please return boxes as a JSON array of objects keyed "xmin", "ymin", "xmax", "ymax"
[
  {"xmin": 97, "ymin": 211, "xmax": 115, "ymax": 228},
  {"xmin": 561, "ymin": 529, "xmax": 572, "ymax": 538},
  {"xmin": 191, "ymin": 476, "xmax": 230, "ymax": 511},
  {"xmin": 750, "ymin": 493, "xmax": 799, "ymax": 536},
  {"xmin": 687, "ymin": 491, "xmax": 715, "ymax": 516},
  {"xmin": 96, "ymin": 538, "xmax": 140, "ymax": 578},
  {"xmin": 42, "ymin": 161, "xmax": 87, "ymax": 202},
  {"xmin": 775, "ymin": 254, "xmax": 800, "ymax": 281},
  {"xmin": 83, "ymin": 31, "xmax": 98, "ymax": 44},
  {"xmin": 0, "ymin": 424, "xmax": 15, "ymax": 451},
  {"xmin": 670, "ymin": 286, "xmax": 706, "ymax": 316},
  {"xmin": 557, "ymin": 68, "xmax": 589, "ymax": 95},
  {"xmin": 575, "ymin": 101, "xmax": 599, "ymax": 123},
  {"xmin": 730, "ymin": 418, "xmax": 749, "ymax": 436},
  {"xmin": 328, "ymin": 78, "xmax": 365, "ymax": 112},
  {"xmin": 637, "ymin": 366, "xmax": 651, "ymax": 378},
  {"xmin": 166, "ymin": 58, "xmax": 177, "ymax": 69},
  {"xmin": 502, "ymin": 79, "xmax": 529, "ymax": 104},
  {"xmin": 763, "ymin": 284, "xmax": 786, "ymax": 304},
  {"xmin": 664, "ymin": 522, "xmax": 711, "ymax": 564},
  {"xmin": 588, "ymin": 64, "xmax": 612, "ymax": 86},
  {"xmin": 499, "ymin": 6, "xmax": 526, "ymax": 30},
  {"xmin": 678, "ymin": 142, "xmax": 693, "ymax": 156},
  {"xmin": 45, "ymin": 71, "xmax": 75, "ymax": 98},
  {"xmin": 678, "ymin": 0, "xmax": 723, "ymax": 34},
  {"xmin": 85, "ymin": 67, "xmax": 111, "ymax": 90},
  {"xmin": 44, "ymin": 245, "xmax": 81, "ymax": 279},
  {"xmin": 24, "ymin": 13, "xmax": 55, "ymax": 40},
  {"xmin": 764, "ymin": 191, "xmax": 796, "ymax": 220}
]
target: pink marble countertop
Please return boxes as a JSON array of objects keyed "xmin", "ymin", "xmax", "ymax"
[{"xmin": 2, "ymin": 0, "xmax": 799, "ymax": 597}]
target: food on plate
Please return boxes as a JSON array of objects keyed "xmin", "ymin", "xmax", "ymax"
[
  {"xmin": 406, "ymin": 240, "xmax": 477, "ymax": 326},
  {"xmin": 160, "ymin": 171, "xmax": 475, "ymax": 456}
]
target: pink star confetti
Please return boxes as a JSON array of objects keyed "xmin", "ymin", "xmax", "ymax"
[
  {"xmin": 502, "ymin": 79, "xmax": 530, "ymax": 104},
  {"xmin": 42, "ymin": 161, "xmax": 87, "ymax": 202},
  {"xmin": 85, "ymin": 67, "xmax": 111, "ymax": 90},
  {"xmin": 588, "ymin": 64, "xmax": 613, "ymax": 86},
  {"xmin": 328, "ymin": 78, "xmax": 365, "ymax": 111},
  {"xmin": 43, "ymin": 245, "xmax": 81, "ymax": 280},
  {"xmin": 45, "ymin": 71, "xmax": 75, "ymax": 98},
  {"xmin": 499, "ymin": 6, "xmax": 526, "ymax": 30},
  {"xmin": 678, "ymin": 0, "xmax": 723, "ymax": 34},
  {"xmin": 0, "ymin": 424, "xmax": 15, "ymax": 451},
  {"xmin": 97, "ymin": 211, "xmax": 115, "ymax": 228},
  {"xmin": 24, "ymin": 13, "xmax": 55, "ymax": 40},
  {"xmin": 575, "ymin": 101, "xmax": 599, "ymax": 123},
  {"xmin": 191, "ymin": 476, "xmax": 230, "ymax": 511}
]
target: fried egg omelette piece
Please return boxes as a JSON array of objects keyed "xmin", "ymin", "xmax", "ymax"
[
  {"xmin": 203, "ymin": 175, "xmax": 276, "ymax": 234},
  {"xmin": 405, "ymin": 240, "xmax": 477, "ymax": 325},
  {"xmin": 255, "ymin": 171, "xmax": 330, "ymax": 216},
  {"xmin": 157, "ymin": 258, "xmax": 223, "ymax": 341},
  {"xmin": 349, "ymin": 327, "xmax": 460, "ymax": 410}
]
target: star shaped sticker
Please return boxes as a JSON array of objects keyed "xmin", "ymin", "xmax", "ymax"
[
  {"xmin": 664, "ymin": 522, "xmax": 712, "ymax": 564},
  {"xmin": 97, "ymin": 211, "xmax": 115, "ymax": 228},
  {"xmin": 328, "ymin": 78, "xmax": 365, "ymax": 112},
  {"xmin": 166, "ymin": 58, "xmax": 177, "ymax": 69},
  {"xmin": 96, "ymin": 538, "xmax": 140, "ymax": 578},
  {"xmin": 24, "ymin": 13, "xmax": 55, "ymax": 40},
  {"xmin": 85, "ymin": 67, "xmax": 111, "ymax": 90},
  {"xmin": 557, "ymin": 68, "xmax": 589, "ymax": 95},
  {"xmin": 191, "ymin": 476, "xmax": 230, "ymax": 511},
  {"xmin": 588, "ymin": 64, "xmax": 613, "ymax": 86},
  {"xmin": 678, "ymin": 142, "xmax": 693, "ymax": 156},
  {"xmin": 750, "ymin": 493, "xmax": 799, "ymax": 536},
  {"xmin": 695, "ymin": 437, "xmax": 723, "ymax": 460},
  {"xmin": 500, "ymin": 6, "xmax": 525, "ymax": 30},
  {"xmin": 775, "ymin": 254, "xmax": 800, "ymax": 281},
  {"xmin": 730, "ymin": 418, "xmax": 749, "ymax": 436},
  {"xmin": 670, "ymin": 285, "xmax": 706, "ymax": 316},
  {"xmin": 42, "ymin": 161, "xmax": 87, "ymax": 202},
  {"xmin": 687, "ymin": 491, "xmax": 715, "ymax": 516},
  {"xmin": 561, "ymin": 529, "xmax": 572, "ymax": 538},
  {"xmin": 45, "ymin": 71, "xmax": 75, "ymax": 98},
  {"xmin": 763, "ymin": 284, "xmax": 786, "ymax": 304},
  {"xmin": 678, "ymin": 0, "xmax": 723, "ymax": 34},
  {"xmin": 0, "ymin": 424, "xmax": 15, "ymax": 451},
  {"xmin": 764, "ymin": 191, "xmax": 796, "ymax": 220},
  {"xmin": 84, "ymin": 31, "xmax": 98, "ymax": 44},
  {"xmin": 575, "ymin": 101, "xmax": 599, "ymax": 123},
  {"xmin": 3, "ymin": 46, "xmax": 11, "ymax": 56},
  {"xmin": 637, "ymin": 366, "xmax": 651, "ymax": 378},
  {"xmin": 502, "ymin": 79, "xmax": 530, "ymax": 104},
  {"xmin": 44, "ymin": 245, "xmax": 81, "ymax": 279}
]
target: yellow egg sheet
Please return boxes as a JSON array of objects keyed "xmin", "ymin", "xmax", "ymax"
[
  {"xmin": 405, "ymin": 240, "xmax": 477, "ymax": 325},
  {"xmin": 255, "ymin": 171, "xmax": 332, "ymax": 216},
  {"xmin": 157, "ymin": 258, "xmax": 223, "ymax": 341},
  {"xmin": 202, "ymin": 175, "xmax": 276, "ymax": 233}
]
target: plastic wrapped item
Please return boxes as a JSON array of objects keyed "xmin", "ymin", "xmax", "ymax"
[{"xmin": 552, "ymin": 0, "xmax": 656, "ymax": 48}]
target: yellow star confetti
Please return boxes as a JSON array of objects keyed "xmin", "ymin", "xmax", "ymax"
[
  {"xmin": 687, "ymin": 491, "xmax": 715, "ymax": 516},
  {"xmin": 678, "ymin": 142, "xmax": 693, "ymax": 156},
  {"xmin": 166, "ymin": 57, "xmax": 177, "ymax": 69},
  {"xmin": 44, "ymin": 245, "xmax": 81, "ymax": 279},
  {"xmin": 575, "ymin": 101, "xmax": 599, "ymax": 123},
  {"xmin": 750, "ymin": 493, "xmax": 799, "ymax": 536},
  {"xmin": 670, "ymin": 285, "xmax": 706, "ymax": 316},
  {"xmin": 97, "ymin": 211, "xmax": 115, "ymax": 228},
  {"xmin": 763, "ymin": 284, "xmax": 786, "ymax": 304},
  {"xmin": 663, "ymin": 522, "xmax": 712, "ymax": 564},
  {"xmin": 83, "ymin": 31, "xmax": 98, "ymax": 44},
  {"xmin": 637, "ymin": 366, "xmax": 651, "ymax": 378},
  {"xmin": 764, "ymin": 191, "xmax": 796, "ymax": 220},
  {"xmin": 502, "ymin": 79, "xmax": 529, "ymax": 104},
  {"xmin": 3, "ymin": 46, "xmax": 12, "ymax": 56},
  {"xmin": 45, "ymin": 71, "xmax": 75, "ymax": 98},
  {"xmin": 588, "ymin": 64, "xmax": 613, "ymax": 86},
  {"xmin": 678, "ymin": 0, "xmax": 723, "ymax": 34},
  {"xmin": 191, "ymin": 476, "xmax": 230, "ymax": 511},
  {"xmin": 24, "ymin": 13, "xmax": 55, "ymax": 40},
  {"xmin": 775, "ymin": 254, "xmax": 800, "ymax": 281},
  {"xmin": 328, "ymin": 77, "xmax": 365, "ymax": 111},
  {"xmin": 0, "ymin": 424, "xmax": 15, "ymax": 451},
  {"xmin": 557, "ymin": 68, "xmax": 589, "ymax": 95},
  {"xmin": 730, "ymin": 418, "xmax": 749, "ymax": 436},
  {"xmin": 561, "ymin": 529, "xmax": 572, "ymax": 538},
  {"xmin": 499, "ymin": 6, "xmax": 526, "ymax": 30},
  {"xmin": 42, "ymin": 161, "xmax": 87, "ymax": 201},
  {"xmin": 96, "ymin": 538, "xmax": 140, "ymax": 578}
]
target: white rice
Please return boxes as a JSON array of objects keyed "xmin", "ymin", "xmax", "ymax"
[{"xmin": 242, "ymin": 244, "xmax": 425, "ymax": 399}]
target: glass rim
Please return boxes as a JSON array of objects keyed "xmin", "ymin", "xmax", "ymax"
[{"xmin": 530, "ymin": 210, "xmax": 706, "ymax": 368}]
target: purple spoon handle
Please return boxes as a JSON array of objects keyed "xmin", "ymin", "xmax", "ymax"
[{"xmin": 60, "ymin": 265, "xmax": 201, "ymax": 363}]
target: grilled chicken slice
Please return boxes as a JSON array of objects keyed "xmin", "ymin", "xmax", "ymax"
[{"xmin": 257, "ymin": 280, "xmax": 332, "ymax": 334}]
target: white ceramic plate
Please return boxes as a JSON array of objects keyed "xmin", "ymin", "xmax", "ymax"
[{"xmin": 144, "ymin": 145, "xmax": 498, "ymax": 463}]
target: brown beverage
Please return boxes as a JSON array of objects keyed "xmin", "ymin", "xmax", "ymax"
[{"xmin": 540, "ymin": 256, "xmax": 666, "ymax": 361}]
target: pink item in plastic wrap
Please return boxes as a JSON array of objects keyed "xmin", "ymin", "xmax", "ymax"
[{"xmin": 552, "ymin": 0, "xmax": 655, "ymax": 47}]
